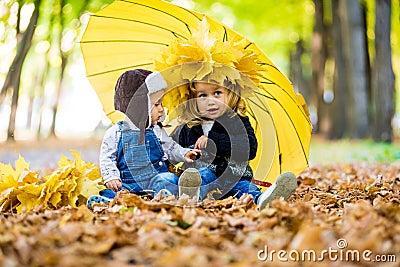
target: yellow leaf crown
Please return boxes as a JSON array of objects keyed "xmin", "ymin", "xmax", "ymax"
[{"xmin": 154, "ymin": 17, "xmax": 266, "ymax": 113}]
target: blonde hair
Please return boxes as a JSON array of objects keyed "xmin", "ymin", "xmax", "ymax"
[{"xmin": 179, "ymin": 80, "xmax": 247, "ymax": 127}]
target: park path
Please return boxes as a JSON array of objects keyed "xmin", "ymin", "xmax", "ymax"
[{"xmin": 0, "ymin": 137, "xmax": 102, "ymax": 172}]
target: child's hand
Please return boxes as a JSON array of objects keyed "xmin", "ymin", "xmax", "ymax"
[
  {"xmin": 195, "ymin": 135, "xmax": 208, "ymax": 149},
  {"xmin": 184, "ymin": 149, "xmax": 202, "ymax": 162},
  {"xmin": 105, "ymin": 179, "xmax": 122, "ymax": 192}
]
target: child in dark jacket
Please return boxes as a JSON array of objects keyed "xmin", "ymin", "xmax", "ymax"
[{"xmin": 173, "ymin": 80, "xmax": 297, "ymax": 209}]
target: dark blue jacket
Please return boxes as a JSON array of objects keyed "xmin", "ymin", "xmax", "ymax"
[{"xmin": 172, "ymin": 113, "xmax": 257, "ymax": 177}]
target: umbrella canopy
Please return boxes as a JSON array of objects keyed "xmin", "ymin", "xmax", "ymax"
[{"xmin": 80, "ymin": 0, "xmax": 312, "ymax": 188}]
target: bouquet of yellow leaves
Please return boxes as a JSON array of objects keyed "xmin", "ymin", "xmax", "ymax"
[{"xmin": 0, "ymin": 150, "xmax": 105, "ymax": 213}]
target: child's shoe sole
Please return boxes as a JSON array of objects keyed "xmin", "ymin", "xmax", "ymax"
[
  {"xmin": 258, "ymin": 172, "xmax": 297, "ymax": 210},
  {"xmin": 178, "ymin": 168, "xmax": 202, "ymax": 200}
]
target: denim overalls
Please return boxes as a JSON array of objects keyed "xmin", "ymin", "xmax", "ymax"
[{"xmin": 100, "ymin": 121, "xmax": 178, "ymax": 198}]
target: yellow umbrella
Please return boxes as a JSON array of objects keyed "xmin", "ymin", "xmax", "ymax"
[{"xmin": 80, "ymin": 0, "xmax": 312, "ymax": 189}]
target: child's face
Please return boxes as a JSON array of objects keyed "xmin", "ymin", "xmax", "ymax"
[
  {"xmin": 194, "ymin": 82, "xmax": 229, "ymax": 120},
  {"xmin": 150, "ymin": 91, "xmax": 165, "ymax": 125}
]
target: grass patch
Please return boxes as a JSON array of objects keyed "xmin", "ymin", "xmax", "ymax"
[{"xmin": 309, "ymin": 136, "xmax": 400, "ymax": 164}]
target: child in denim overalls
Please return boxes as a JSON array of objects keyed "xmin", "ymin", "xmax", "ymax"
[{"xmin": 87, "ymin": 69, "xmax": 200, "ymax": 208}]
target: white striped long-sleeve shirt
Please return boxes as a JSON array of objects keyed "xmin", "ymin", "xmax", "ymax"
[{"xmin": 99, "ymin": 123, "xmax": 190, "ymax": 184}]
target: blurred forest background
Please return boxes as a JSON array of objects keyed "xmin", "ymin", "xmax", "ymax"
[{"xmin": 0, "ymin": 0, "xmax": 399, "ymax": 144}]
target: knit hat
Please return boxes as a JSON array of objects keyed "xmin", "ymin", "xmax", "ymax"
[
  {"xmin": 114, "ymin": 69, "xmax": 167, "ymax": 144},
  {"xmin": 145, "ymin": 71, "xmax": 168, "ymax": 94}
]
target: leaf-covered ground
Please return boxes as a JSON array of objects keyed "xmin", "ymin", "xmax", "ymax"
[{"xmin": 0, "ymin": 160, "xmax": 399, "ymax": 267}]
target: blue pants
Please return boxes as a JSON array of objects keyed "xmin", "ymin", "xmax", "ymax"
[
  {"xmin": 197, "ymin": 167, "xmax": 262, "ymax": 201},
  {"xmin": 100, "ymin": 172, "xmax": 179, "ymax": 199}
]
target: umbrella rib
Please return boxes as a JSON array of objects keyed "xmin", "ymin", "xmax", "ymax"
[
  {"xmin": 87, "ymin": 63, "xmax": 152, "ymax": 77},
  {"xmin": 89, "ymin": 14, "xmax": 189, "ymax": 40},
  {"xmin": 223, "ymin": 27, "xmax": 228, "ymax": 41},
  {"xmin": 106, "ymin": 110, "xmax": 118, "ymax": 117},
  {"xmin": 253, "ymin": 90, "xmax": 274, "ymax": 100},
  {"xmin": 260, "ymin": 80, "xmax": 309, "ymax": 121},
  {"xmin": 246, "ymin": 97, "xmax": 273, "ymax": 132},
  {"xmin": 80, "ymin": 40, "xmax": 168, "ymax": 46},
  {"xmin": 241, "ymin": 43, "xmax": 286, "ymax": 75},
  {"xmin": 244, "ymin": 42, "xmax": 253, "ymax": 50},
  {"xmin": 247, "ymin": 95, "xmax": 282, "ymax": 173},
  {"xmin": 251, "ymin": 92, "xmax": 309, "ymax": 167},
  {"xmin": 260, "ymin": 81, "xmax": 275, "ymax": 85},
  {"xmin": 246, "ymin": 96, "xmax": 274, "ymax": 135},
  {"xmin": 259, "ymin": 62, "xmax": 283, "ymax": 73},
  {"xmin": 247, "ymin": 96, "xmax": 272, "ymax": 115},
  {"xmin": 119, "ymin": 0, "xmax": 203, "ymax": 35}
]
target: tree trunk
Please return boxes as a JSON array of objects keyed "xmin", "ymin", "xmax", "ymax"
[
  {"xmin": 49, "ymin": 0, "xmax": 67, "ymax": 137},
  {"xmin": 34, "ymin": 58, "xmax": 49, "ymax": 139},
  {"xmin": 340, "ymin": 0, "xmax": 369, "ymax": 138},
  {"xmin": 362, "ymin": 2, "xmax": 372, "ymax": 124},
  {"xmin": 311, "ymin": 0, "xmax": 327, "ymax": 134},
  {"xmin": 290, "ymin": 40, "xmax": 308, "ymax": 103},
  {"xmin": 0, "ymin": 3, "xmax": 22, "ymax": 104},
  {"xmin": 329, "ymin": 0, "xmax": 347, "ymax": 139},
  {"xmin": 48, "ymin": 0, "xmax": 89, "ymax": 137},
  {"xmin": 372, "ymin": 0, "xmax": 395, "ymax": 142},
  {"xmin": 49, "ymin": 55, "xmax": 68, "ymax": 137},
  {"xmin": 6, "ymin": 1, "xmax": 40, "ymax": 141}
]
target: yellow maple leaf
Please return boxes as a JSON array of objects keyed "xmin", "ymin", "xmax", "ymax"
[
  {"xmin": 64, "ymin": 174, "xmax": 80, "ymax": 208},
  {"xmin": 0, "ymin": 155, "xmax": 29, "ymax": 180},
  {"xmin": 181, "ymin": 62, "xmax": 211, "ymax": 81},
  {"xmin": 212, "ymin": 40, "xmax": 243, "ymax": 66},
  {"xmin": 191, "ymin": 17, "xmax": 216, "ymax": 53},
  {"xmin": 49, "ymin": 191, "xmax": 62, "ymax": 208},
  {"xmin": 78, "ymin": 176, "xmax": 104, "ymax": 200},
  {"xmin": 22, "ymin": 171, "xmax": 39, "ymax": 184},
  {"xmin": 70, "ymin": 150, "xmax": 85, "ymax": 170},
  {"xmin": 15, "ymin": 183, "xmax": 43, "ymax": 213},
  {"xmin": 0, "ymin": 174, "xmax": 17, "ymax": 194},
  {"xmin": 209, "ymin": 64, "xmax": 241, "ymax": 86},
  {"xmin": 235, "ymin": 52, "xmax": 265, "ymax": 81},
  {"xmin": 16, "ymin": 193, "xmax": 37, "ymax": 213},
  {"xmin": 57, "ymin": 154, "xmax": 72, "ymax": 168},
  {"xmin": 39, "ymin": 166, "xmax": 71, "ymax": 205},
  {"xmin": 0, "ymin": 162, "xmax": 15, "ymax": 177},
  {"xmin": 15, "ymin": 155, "xmax": 30, "ymax": 179},
  {"xmin": 0, "ymin": 156, "xmax": 30, "ymax": 195},
  {"xmin": 176, "ymin": 44, "xmax": 207, "ymax": 63}
]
